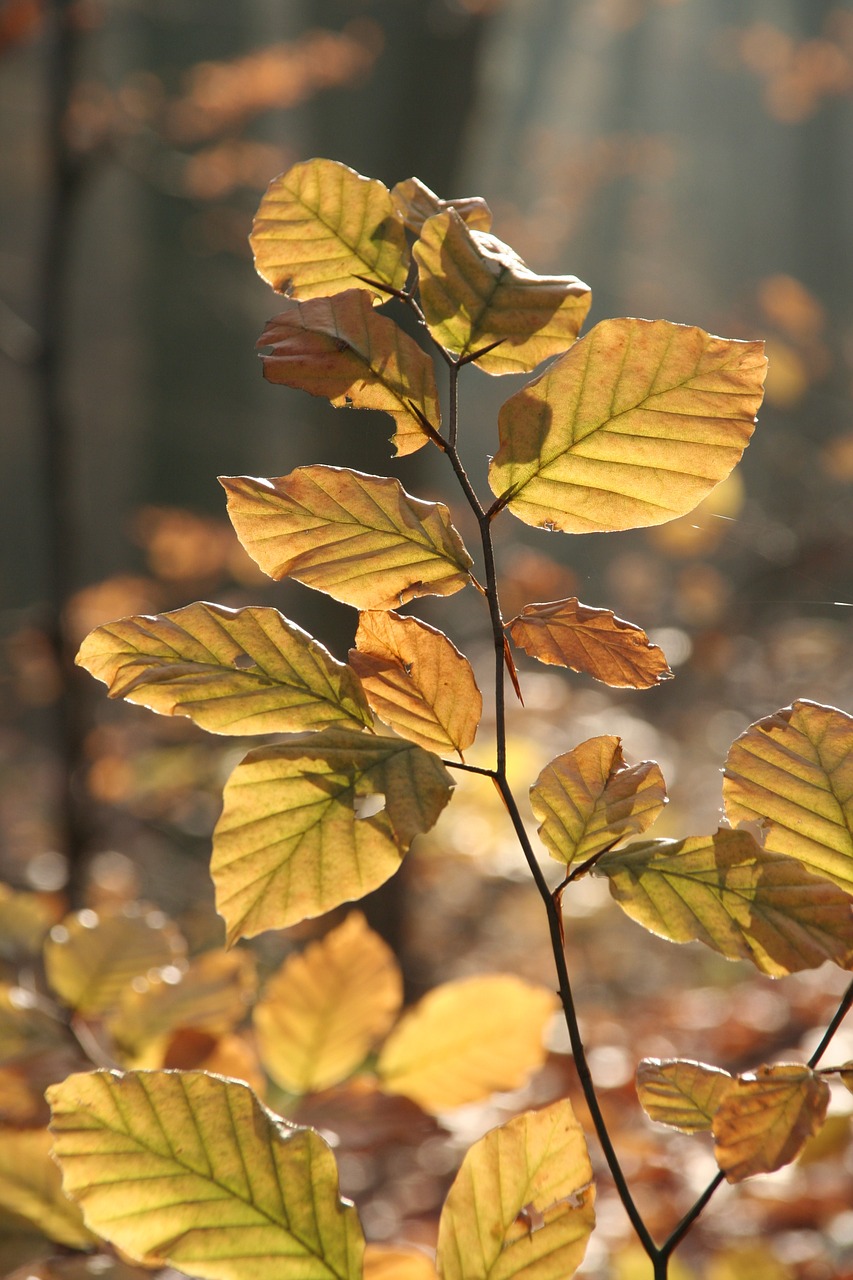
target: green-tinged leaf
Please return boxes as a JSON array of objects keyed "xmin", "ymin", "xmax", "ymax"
[
  {"xmin": 254, "ymin": 912, "xmax": 403, "ymax": 1095},
  {"xmin": 391, "ymin": 176, "xmax": 492, "ymax": 234},
  {"xmin": 507, "ymin": 598, "xmax": 672, "ymax": 689},
  {"xmin": 212, "ymin": 729, "xmax": 453, "ymax": 942},
  {"xmin": 530, "ymin": 737, "xmax": 666, "ymax": 867},
  {"xmin": 48, "ymin": 1070, "xmax": 364, "ymax": 1279},
  {"xmin": 76, "ymin": 602, "xmax": 373, "ymax": 735},
  {"xmin": 711, "ymin": 1064, "xmax": 829, "ymax": 1182},
  {"xmin": 636, "ymin": 1059, "xmax": 734, "ymax": 1133},
  {"xmin": 377, "ymin": 975, "xmax": 557, "ymax": 1112},
  {"xmin": 221, "ymin": 467, "xmax": 473, "ymax": 610},
  {"xmin": 0, "ymin": 985, "xmax": 67, "ymax": 1065},
  {"xmin": 0, "ymin": 1127, "xmax": 97, "ymax": 1249},
  {"xmin": 258, "ymin": 290, "xmax": 440, "ymax": 457},
  {"xmin": 250, "ymin": 158, "xmax": 408, "ymax": 301},
  {"xmin": 436, "ymin": 1099, "xmax": 595, "ymax": 1280},
  {"xmin": 413, "ymin": 210, "xmax": 591, "ymax": 374},
  {"xmin": 43, "ymin": 906, "xmax": 186, "ymax": 1016},
  {"xmin": 0, "ymin": 884, "xmax": 59, "ymax": 961},
  {"xmin": 723, "ymin": 699, "xmax": 853, "ymax": 893},
  {"xmin": 349, "ymin": 611, "xmax": 482, "ymax": 757},
  {"xmin": 596, "ymin": 829, "xmax": 853, "ymax": 976},
  {"xmin": 488, "ymin": 318, "xmax": 766, "ymax": 532},
  {"xmin": 365, "ymin": 1244, "xmax": 439, "ymax": 1280}
]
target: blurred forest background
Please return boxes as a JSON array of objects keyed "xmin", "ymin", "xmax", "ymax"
[{"xmin": 2, "ymin": 1, "xmax": 853, "ymax": 1277}]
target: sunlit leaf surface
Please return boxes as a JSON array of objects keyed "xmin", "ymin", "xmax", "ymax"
[
  {"xmin": 711, "ymin": 1064, "xmax": 829, "ymax": 1182},
  {"xmin": 489, "ymin": 318, "xmax": 766, "ymax": 531},
  {"xmin": 507, "ymin": 598, "xmax": 672, "ymax": 689},
  {"xmin": 391, "ymin": 176, "xmax": 492, "ymax": 234},
  {"xmin": 636, "ymin": 1059, "xmax": 734, "ymax": 1133},
  {"xmin": 0, "ymin": 1127, "xmax": 97, "ymax": 1249}
]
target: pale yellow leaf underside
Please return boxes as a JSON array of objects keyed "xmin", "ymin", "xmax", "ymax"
[{"xmin": 391, "ymin": 176, "xmax": 492, "ymax": 235}]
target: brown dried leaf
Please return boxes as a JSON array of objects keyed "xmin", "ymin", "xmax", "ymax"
[
  {"xmin": 636, "ymin": 1058, "xmax": 734, "ymax": 1133},
  {"xmin": 711, "ymin": 1064, "xmax": 829, "ymax": 1182}
]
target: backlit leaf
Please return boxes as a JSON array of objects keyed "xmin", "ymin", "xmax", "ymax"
[
  {"xmin": 212, "ymin": 729, "xmax": 453, "ymax": 942},
  {"xmin": 0, "ymin": 1127, "xmax": 97, "ymax": 1249},
  {"xmin": 723, "ymin": 700, "xmax": 853, "ymax": 893},
  {"xmin": 221, "ymin": 467, "xmax": 473, "ymax": 610},
  {"xmin": 391, "ymin": 176, "xmax": 492, "ymax": 234},
  {"xmin": 76, "ymin": 602, "xmax": 372, "ymax": 735},
  {"xmin": 596, "ymin": 829, "xmax": 853, "ymax": 976},
  {"xmin": 507, "ymin": 598, "xmax": 672, "ymax": 689},
  {"xmin": 636, "ymin": 1059, "xmax": 734, "ymax": 1133},
  {"xmin": 349, "ymin": 610, "xmax": 482, "ymax": 757},
  {"xmin": 377, "ymin": 975, "xmax": 557, "ymax": 1112},
  {"xmin": 488, "ymin": 318, "xmax": 766, "ymax": 532},
  {"xmin": 251, "ymin": 158, "xmax": 408, "ymax": 301},
  {"xmin": 254, "ymin": 912, "xmax": 403, "ymax": 1094},
  {"xmin": 258, "ymin": 290, "xmax": 440, "ymax": 457},
  {"xmin": 365, "ymin": 1244, "xmax": 439, "ymax": 1280},
  {"xmin": 48, "ymin": 1070, "xmax": 364, "ymax": 1279},
  {"xmin": 711, "ymin": 1064, "xmax": 829, "ymax": 1182},
  {"xmin": 530, "ymin": 737, "xmax": 666, "ymax": 867},
  {"xmin": 413, "ymin": 210, "xmax": 591, "ymax": 374},
  {"xmin": 436, "ymin": 1099, "xmax": 595, "ymax": 1280}
]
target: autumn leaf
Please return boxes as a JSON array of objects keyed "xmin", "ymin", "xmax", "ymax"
[
  {"xmin": 0, "ymin": 883, "xmax": 58, "ymax": 961},
  {"xmin": 413, "ymin": 209, "xmax": 591, "ymax": 374},
  {"xmin": 253, "ymin": 912, "xmax": 403, "ymax": 1095},
  {"xmin": 76, "ymin": 602, "xmax": 373, "ymax": 735},
  {"xmin": 636, "ymin": 1059, "xmax": 734, "ymax": 1133},
  {"xmin": 488, "ymin": 318, "xmax": 767, "ymax": 532},
  {"xmin": 250, "ymin": 157, "xmax": 408, "ymax": 301},
  {"xmin": 48, "ymin": 1070, "xmax": 364, "ymax": 1279},
  {"xmin": 723, "ymin": 699, "xmax": 853, "ymax": 894},
  {"xmin": 436, "ymin": 1099, "xmax": 595, "ymax": 1280},
  {"xmin": 0, "ymin": 1127, "xmax": 97, "ymax": 1249},
  {"xmin": 711, "ymin": 1064, "xmax": 829, "ymax": 1182},
  {"xmin": 376, "ymin": 975, "xmax": 557, "ymax": 1112},
  {"xmin": 221, "ymin": 467, "xmax": 473, "ymax": 610},
  {"xmin": 530, "ymin": 737, "xmax": 667, "ymax": 867},
  {"xmin": 0, "ymin": 984, "xmax": 68, "ymax": 1065},
  {"xmin": 257, "ymin": 290, "xmax": 441, "ymax": 457},
  {"xmin": 507, "ymin": 598, "xmax": 672, "ymax": 689},
  {"xmin": 349, "ymin": 610, "xmax": 482, "ymax": 757},
  {"xmin": 391, "ymin": 176, "xmax": 492, "ymax": 234},
  {"xmin": 365, "ymin": 1244, "xmax": 439, "ymax": 1280},
  {"xmin": 212, "ymin": 729, "xmax": 453, "ymax": 942}
]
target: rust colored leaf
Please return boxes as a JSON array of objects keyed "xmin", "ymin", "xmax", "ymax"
[
  {"xmin": 391, "ymin": 176, "xmax": 492, "ymax": 235},
  {"xmin": 711, "ymin": 1064, "xmax": 829, "ymax": 1182},
  {"xmin": 636, "ymin": 1059, "xmax": 734, "ymax": 1133}
]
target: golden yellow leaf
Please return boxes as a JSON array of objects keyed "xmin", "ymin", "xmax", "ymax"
[
  {"xmin": 76, "ymin": 602, "xmax": 372, "ymax": 735},
  {"xmin": 636, "ymin": 1058, "xmax": 734, "ymax": 1133},
  {"xmin": 507, "ymin": 598, "xmax": 672, "ymax": 689},
  {"xmin": 221, "ymin": 467, "xmax": 473, "ymax": 610},
  {"xmin": 530, "ymin": 737, "xmax": 667, "ymax": 867},
  {"xmin": 251, "ymin": 157, "xmax": 408, "ymax": 301},
  {"xmin": 0, "ymin": 1127, "xmax": 97, "ymax": 1249},
  {"xmin": 436, "ymin": 1099, "xmax": 595, "ymax": 1280},
  {"xmin": 349, "ymin": 611, "xmax": 482, "ymax": 757},
  {"xmin": 254, "ymin": 912, "xmax": 403, "ymax": 1094},
  {"xmin": 705, "ymin": 1244, "xmax": 793, "ymax": 1280},
  {"xmin": 377, "ymin": 975, "xmax": 557, "ymax": 1112},
  {"xmin": 413, "ymin": 210, "xmax": 591, "ymax": 374},
  {"xmin": 723, "ymin": 699, "xmax": 853, "ymax": 893},
  {"xmin": 488, "ymin": 318, "xmax": 766, "ymax": 532},
  {"xmin": 711, "ymin": 1064, "xmax": 829, "ymax": 1182},
  {"xmin": 391, "ymin": 176, "xmax": 492, "ymax": 234},
  {"xmin": 212, "ymin": 729, "xmax": 454, "ymax": 942},
  {"xmin": 364, "ymin": 1244, "xmax": 439, "ymax": 1280}
]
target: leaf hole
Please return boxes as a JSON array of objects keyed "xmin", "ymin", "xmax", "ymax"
[{"xmin": 354, "ymin": 792, "xmax": 386, "ymax": 820}]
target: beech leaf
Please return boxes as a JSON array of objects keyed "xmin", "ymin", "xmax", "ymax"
[
  {"xmin": 0, "ymin": 983, "xmax": 68, "ymax": 1065},
  {"xmin": 507, "ymin": 598, "xmax": 672, "ymax": 689},
  {"xmin": 435, "ymin": 1099, "xmax": 595, "ymax": 1280},
  {"xmin": 723, "ymin": 699, "xmax": 853, "ymax": 894},
  {"xmin": 636, "ymin": 1059, "xmax": 734, "ymax": 1133},
  {"xmin": 349, "ymin": 610, "xmax": 482, "ymax": 757},
  {"xmin": 530, "ymin": 737, "xmax": 667, "ymax": 867},
  {"xmin": 212, "ymin": 728, "xmax": 454, "ymax": 942},
  {"xmin": 0, "ymin": 1126, "xmax": 97, "ymax": 1249},
  {"xmin": 413, "ymin": 210, "xmax": 591, "ymax": 374},
  {"xmin": 76, "ymin": 602, "xmax": 373, "ymax": 736},
  {"xmin": 250, "ymin": 158, "xmax": 408, "ymax": 301},
  {"xmin": 221, "ymin": 467, "xmax": 473, "ymax": 610},
  {"xmin": 596, "ymin": 829, "xmax": 853, "ymax": 976},
  {"xmin": 391, "ymin": 176, "xmax": 492, "ymax": 235},
  {"xmin": 47, "ymin": 1070, "xmax": 364, "ymax": 1279},
  {"xmin": 257, "ymin": 290, "xmax": 441, "ymax": 457},
  {"xmin": 365, "ymin": 1244, "xmax": 439, "ymax": 1280},
  {"xmin": 711, "ymin": 1064, "xmax": 830, "ymax": 1182},
  {"xmin": 488, "ymin": 318, "xmax": 767, "ymax": 532}
]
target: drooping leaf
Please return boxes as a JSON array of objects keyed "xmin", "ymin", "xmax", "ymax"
[
  {"xmin": 413, "ymin": 210, "xmax": 591, "ymax": 374},
  {"xmin": 257, "ymin": 290, "xmax": 440, "ymax": 457},
  {"xmin": 723, "ymin": 700, "xmax": 853, "ymax": 894},
  {"xmin": 76, "ymin": 602, "xmax": 373, "ymax": 736},
  {"xmin": 250, "ymin": 158, "xmax": 408, "ymax": 301},
  {"xmin": 436, "ymin": 1099, "xmax": 595, "ymax": 1280},
  {"xmin": 596, "ymin": 829, "xmax": 853, "ymax": 976},
  {"xmin": 48, "ymin": 1070, "xmax": 364, "ymax": 1279},
  {"xmin": 636, "ymin": 1059, "xmax": 734, "ymax": 1133},
  {"xmin": 221, "ymin": 467, "xmax": 473, "ymax": 610},
  {"xmin": 530, "ymin": 737, "xmax": 667, "ymax": 867},
  {"xmin": 376, "ymin": 975, "xmax": 557, "ymax": 1112},
  {"xmin": 0, "ymin": 985, "xmax": 68, "ymax": 1065},
  {"xmin": 488, "ymin": 318, "xmax": 767, "ymax": 532},
  {"xmin": 253, "ymin": 912, "xmax": 403, "ymax": 1095},
  {"xmin": 507, "ymin": 598, "xmax": 672, "ymax": 689},
  {"xmin": 349, "ymin": 611, "xmax": 482, "ymax": 757},
  {"xmin": 0, "ymin": 1127, "xmax": 97, "ymax": 1249},
  {"xmin": 711, "ymin": 1064, "xmax": 829, "ymax": 1182},
  {"xmin": 212, "ymin": 729, "xmax": 454, "ymax": 942},
  {"xmin": 365, "ymin": 1245, "xmax": 439, "ymax": 1280},
  {"xmin": 391, "ymin": 176, "xmax": 492, "ymax": 235}
]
